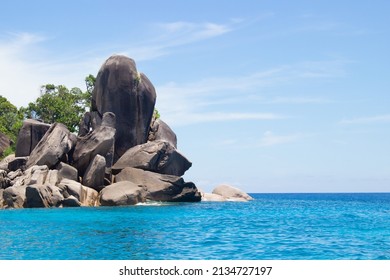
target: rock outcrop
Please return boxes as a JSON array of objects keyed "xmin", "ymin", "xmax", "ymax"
[
  {"xmin": 112, "ymin": 140, "xmax": 191, "ymax": 177},
  {"xmin": 72, "ymin": 112, "xmax": 116, "ymax": 177},
  {"xmin": 15, "ymin": 119, "xmax": 51, "ymax": 157},
  {"xmin": 26, "ymin": 123, "xmax": 73, "ymax": 169},
  {"xmin": 0, "ymin": 54, "xmax": 202, "ymax": 209},
  {"xmin": 148, "ymin": 118, "xmax": 177, "ymax": 148},
  {"xmin": 201, "ymin": 185, "xmax": 254, "ymax": 202},
  {"xmin": 115, "ymin": 167, "xmax": 201, "ymax": 202},
  {"xmin": 82, "ymin": 154, "xmax": 106, "ymax": 191},
  {"xmin": 99, "ymin": 181, "xmax": 145, "ymax": 206},
  {"xmin": 90, "ymin": 55, "xmax": 156, "ymax": 161}
]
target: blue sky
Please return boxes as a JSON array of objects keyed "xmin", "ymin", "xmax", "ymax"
[{"xmin": 0, "ymin": 0, "xmax": 389, "ymax": 192}]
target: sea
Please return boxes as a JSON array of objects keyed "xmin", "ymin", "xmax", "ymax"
[{"xmin": 0, "ymin": 193, "xmax": 389, "ymax": 260}]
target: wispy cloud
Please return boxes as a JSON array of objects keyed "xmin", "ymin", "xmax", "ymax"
[
  {"xmin": 120, "ymin": 20, "xmax": 234, "ymax": 62},
  {"xmin": 340, "ymin": 114, "xmax": 390, "ymax": 125},
  {"xmin": 266, "ymin": 96, "xmax": 332, "ymax": 104},
  {"xmin": 258, "ymin": 131, "xmax": 303, "ymax": 147},
  {"xmin": 156, "ymin": 59, "xmax": 346, "ymax": 127},
  {"xmin": 0, "ymin": 32, "xmax": 100, "ymax": 107}
]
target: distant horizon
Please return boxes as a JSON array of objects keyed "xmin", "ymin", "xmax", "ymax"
[{"xmin": 1, "ymin": 0, "xmax": 389, "ymax": 193}]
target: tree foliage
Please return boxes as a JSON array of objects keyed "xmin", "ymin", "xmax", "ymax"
[
  {"xmin": 22, "ymin": 83, "xmax": 91, "ymax": 133},
  {"xmin": 0, "ymin": 95, "xmax": 23, "ymax": 142}
]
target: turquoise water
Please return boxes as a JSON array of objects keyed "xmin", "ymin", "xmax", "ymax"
[{"xmin": 0, "ymin": 193, "xmax": 390, "ymax": 260}]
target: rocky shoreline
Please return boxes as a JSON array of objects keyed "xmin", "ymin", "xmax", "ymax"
[{"xmin": 0, "ymin": 55, "xmax": 252, "ymax": 209}]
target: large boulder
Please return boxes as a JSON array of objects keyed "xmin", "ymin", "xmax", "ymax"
[
  {"xmin": 26, "ymin": 123, "xmax": 72, "ymax": 169},
  {"xmin": 212, "ymin": 184, "xmax": 253, "ymax": 201},
  {"xmin": 7, "ymin": 157, "xmax": 28, "ymax": 172},
  {"xmin": 112, "ymin": 140, "xmax": 191, "ymax": 177},
  {"xmin": 201, "ymin": 192, "xmax": 227, "ymax": 202},
  {"xmin": 91, "ymin": 55, "xmax": 156, "ymax": 161},
  {"xmin": 56, "ymin": 162, "xmax": 78, "ymax": 181},
  {"xmin": 71, "ymin": 113, "xmax": 116, "ymax": 177},
  {"xmin": 115, "ymin": 167, "xmax": 201, "ymax": 202},
  {"xmin": 58, "ymin": 179, "xmax": 98, "ymax": 206},
  {"xmin": 15, "ymin": 119, "xmax": 51, "ymax": 157},
  {"xmin": 99, "ymin": 181, "xmax": 145, "ymax": 206},
  {"xmin": 2, "ymin": 185, "xmax": 27, "ymax": 208},
  {"xmin": 12, "ymin": 165, "xmax": 49, "ymax": 188},
  {"xmin": 82, "ymin": 154, "xmax": 106, "ymax": 191},
  {"xmin": 0, "ymin": 154, "xmax": 15, "ymax": 171},
  {"xmin": 148, "ymin": 118, "xmax": 177, "ymax": 148},
  {"xmin": 25, "ymin": 184, "xmax": 63, "ymax": 208}
]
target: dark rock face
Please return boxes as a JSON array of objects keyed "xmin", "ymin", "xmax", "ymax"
[
  {"xmin": 15, "ymin": 119, "xmax": 51, "ymax": 157},
  {"xmin": 112, "ymin": 140, "xmax": 192, "ymax": 176},
  {"xmin": 148, "ymin": 119, "xmax": 177, "ymax": 148},
  {"xmin": 72, "ymin": 115, "xmax": 116, "ymax": 177},
  {"xmin": 7, "ymin": 157, "xmax": 28, "ymax": 172},
  {"xmin": 91, "ymin": 55, "xmax": 156, "ymax": 160},
  {"xmin": 115, "ymin": 167, "xmax": 201, "ymax": 202},
  {"xmin": 26, "ymin": 123, "xmax": 72, "ymax": 169},
  {"xmin": 56, "ymin": 162, "xmax": 78, "ymax": 181},
  {"xmin": 25, "ymin": 184, "xmax": 63, "ymax": 208},
  {"xmin": 82, "ymin": 154, "xmax": 106, "ymax": 191}
]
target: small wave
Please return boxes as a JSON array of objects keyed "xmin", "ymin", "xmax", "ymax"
[{"xmin": 135, "ymin": 201, "xmax": 169, "ymax": 206}]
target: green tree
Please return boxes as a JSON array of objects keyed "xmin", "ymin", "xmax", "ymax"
[
  {"xmin": 22, "ymin": 84, "xmax": 90, "ymax": 133},
  {"xmin": 0, "ymin": 95, "xmax": 23, "ymax": 142},
  {"xmin": 85, "ymin": 74, "xmax": 96, "ymax": 95}
]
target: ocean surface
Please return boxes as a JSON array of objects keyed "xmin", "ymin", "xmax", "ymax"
[{"xmin": 1, "ymin": 193, "xmax": 390, "ymax": 260}]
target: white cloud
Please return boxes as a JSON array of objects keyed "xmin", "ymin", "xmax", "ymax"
[
  {"xmin": 340, "ymin": 114, "xmax": 390, "ymax": 125},
  {"xmin": 156, "ymin": 21, "xmax": 231, "ymax": 44},
  {"xmin": 258, "ymin": 131, "xmax": 303, "ymax": 147},
  {"xmin": 155, "ymin": 59, "xmax": 347, "ymax": 127},
  {"xmin": 267, "ymin": 96, "xmax": 331, "ymax": 104},
  {"xmin": 0, "ymin": 32, "xmax": 101, "ymax": 107},
  {"xmin": 121, "ymin": 20, "xmax": 233, "ymax": 62}
]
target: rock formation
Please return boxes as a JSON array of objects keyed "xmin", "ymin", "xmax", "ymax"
[
  {"xmin": 15, "ymin": 119, "xmax": 51, "ymax": 157},
  {"xmin": 201, "ymin": 184, "xmax": 254, "ymax": 202},
  {"xmin": 89, "ymin": 55, "xmax": 157, "ymax": 161},
  {"xmin": 0, "ymin": 54, "xmax": 201, "ymax": 209}
]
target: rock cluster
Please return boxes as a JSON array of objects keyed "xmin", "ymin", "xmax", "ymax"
[{"xmin": 0, "ymin": 55, "xmax": 201, "ymax": 209}]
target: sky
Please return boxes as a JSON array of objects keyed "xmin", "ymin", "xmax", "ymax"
[{"xmin": 0, "ymin": 0, "xmax": 389, "ymax": 193}]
